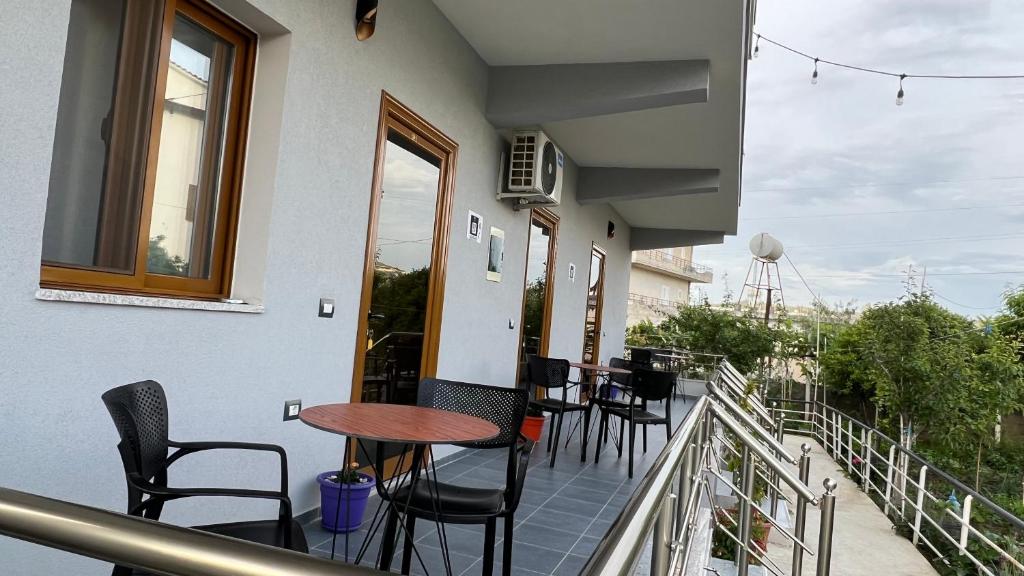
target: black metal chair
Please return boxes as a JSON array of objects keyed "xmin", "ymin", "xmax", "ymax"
[
  {"xmin": 588, "ymin": 357, "xmax": 633, "ymax": 443},
  {"xmin": 630, "ymin": 348, "xmax": 654, "ymax": 368},
  {"xmin": 101, "ymin": 380, "xmax": 307, "ymax": 576},
  {"xmin": 526, "ymin": 355, "xmax": 590, "ymax": 466},
  {"xmin": 379, "ymin": 378, "xmax": 532, "ymax": 576},
  {"xmin": 593, "ymin": 368, "xmax": 674, "ymax": 478}
]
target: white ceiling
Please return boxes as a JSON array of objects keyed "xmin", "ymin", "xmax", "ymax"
[{"xmin": 432, "ymin": 0, "xmax": 750, "ymax": 237}]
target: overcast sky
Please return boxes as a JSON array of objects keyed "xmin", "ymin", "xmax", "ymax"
[{"xmin": 695, "ymin": 0, "xmax": 1024, "ymax": 317}]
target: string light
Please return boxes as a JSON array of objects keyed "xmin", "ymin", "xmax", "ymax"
[{"xmin": 754, "ymin": 33, "xmax": 1024, "ymax": 105}]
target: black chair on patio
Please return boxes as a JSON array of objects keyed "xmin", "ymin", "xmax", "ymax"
[
  {"xmin": 379, "ymin": 378, "xmax": 533, "ymax": 576},
  {"xmin": 101, "ymin": 380, "xmax": 306, "ymax": 576},
  {"xmin": 593, "ymin": 368, "xmax": 674, "ymax": 478},
  {"xmin": 526, "ymin": 354, "xmax": 590, "ymax": 466},
  {"xmin": 589, "ymin": 356, "xmax": 633, "ymax": 443},
  {"xmin": 630, "ymin": 347, "xmax": 654, "ymax": 368}
]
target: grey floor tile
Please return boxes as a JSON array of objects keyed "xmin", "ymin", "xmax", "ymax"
[
  {"xmin": 509, "ymin": 522, "xmax": 587, "ymax": 553},
  {"xmin": 551, "ymin": 553, "xmax": 590, "ymax": 575}
]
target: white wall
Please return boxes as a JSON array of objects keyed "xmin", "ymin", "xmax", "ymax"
[{"xmin": 0, "ymin": 0, "xmax": 633, "ymax": 573}]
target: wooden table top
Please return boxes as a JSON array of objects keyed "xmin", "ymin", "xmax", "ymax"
[
  {"xmin": 570, "ymin": 362, "xmax": 632, "ymax": 375},
  {"xmin": 299, "ymin": 403, "xmax": 499, "ymax": 445}
]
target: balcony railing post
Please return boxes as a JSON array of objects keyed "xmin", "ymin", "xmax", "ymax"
[
  {"xmin": 884, "ymin": 444, "xmax": 896, "ymax": 518},
  {"xmin": 792, "ymin": 443, "xmax": 812, "ymax": 576},
  {"xmin": 677, "ymin": 442, "xmax": 695, "ymax": 538},
  {"xmin": 912, "ymin": 465, "xmax": 928, "ymax": 545},
  {"xmin": 651, "ymin": 493, "xmax": 676, "ymax": 575},
  {"xmin": 846, "ymin": 419, "xmax": 854, "ymax": 475},
  {"xmin": 771, "ymin": 412, "xmax": 785, "ymax": 517},
  {"xmin": 815, "ymin": 478, "xmax": 839, "ymax": 576},
  {"xmin": 736, "ymin": 445, "xmax": 755, "ymax": 576},
  {"xmin": 862, "ymin": 430, "xmax": 873, "ymax": 493},
  {"xmin": 959, "ymin": 495, "xmax": 973, "ymax": 556},
  {"xmin": 833, "ymin": 413, "xmax": 841, "ymax": 458}
]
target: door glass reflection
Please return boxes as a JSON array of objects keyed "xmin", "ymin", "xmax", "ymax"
[
  {"xmin": 361, "ymin": 129, "xmax": 441, "ymax": 406},
  {"xmin": 518, "ymin": 218, "xmax": 553, "ymax": 385}
]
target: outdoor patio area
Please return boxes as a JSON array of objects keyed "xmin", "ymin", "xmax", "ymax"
[{"xmin": 304, "ymin": 395, "xmax": 695, "ymax": 575}]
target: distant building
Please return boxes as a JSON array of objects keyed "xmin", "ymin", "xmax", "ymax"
[{"xmin": 627, "ymin": 247, "xmax": 713, "ymax": 326}]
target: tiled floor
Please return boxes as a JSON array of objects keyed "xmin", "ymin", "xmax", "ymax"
[{"xmin": 305, "ymin": 395, "xmax": 694, "ymax": 575}]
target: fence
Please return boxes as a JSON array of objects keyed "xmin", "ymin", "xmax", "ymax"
[{"xmin": 769, "ymin": 397, "xmax": 1024, "ymax": 576}]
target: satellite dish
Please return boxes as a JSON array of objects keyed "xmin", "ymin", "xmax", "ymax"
[{"xmin": 749, "ymin": 233, "xmax": 784, "ymax": 261}]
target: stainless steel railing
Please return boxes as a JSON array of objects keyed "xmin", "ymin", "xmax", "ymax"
[
  {"xmin": 769, "ymin": 398, "xmax": 1024, "ymax": 575},
  {"xmin": 0, "ymin": 487, "xmax": 383, "ymax": 575},
  {"xmin": 582, "ymin": 384, "xmax": 839, "ymax": 576}
]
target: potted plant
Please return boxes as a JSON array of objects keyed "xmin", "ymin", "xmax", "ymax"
[
  {"xmin": 711, "ymin": 508, "xmax": 771, "ymax": 563},
  {"xmin": 317, "ymin": 462, "xmax": 374, "ymax": 533},
  {"xmin": 521, "ymin": 404, "xmax": 546, "ymax": 442}
]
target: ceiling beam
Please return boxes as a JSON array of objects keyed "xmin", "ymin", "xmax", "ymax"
[
  {"xmin": 630, "ymin": 228, "xmax": 725, "ymax": 251},
  {"xmin": 486, "ymin": 60, "xmax": 709, "ymax": 127},
  {"xmin": 577, "ymin": 167, "xmax": 719, "ymax": 205}
]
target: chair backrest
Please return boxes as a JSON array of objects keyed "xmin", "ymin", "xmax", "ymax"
[
  {"xmin": 630, "ymin": 368, "xmax": 674, "ymax": 402},
  {"xmin": 608, "ymin": 357, "xmax": 634, "ymax": 386},
  {"xmin": 525, "ymin": 355, "xmax": 570, "ymax": 390},
  {"xmin": 418, "ymin": 378, "xmax": 528, "ymax": 449},
  {"xmin": 630, "ymin": 348, "xmax": 653, "ymax": 367},
  {"xmin": 101, "ymin": 380, "xmax": 170, "ymax": 482}
]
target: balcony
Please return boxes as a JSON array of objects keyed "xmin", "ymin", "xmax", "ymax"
[{"xmin": 632, "ymin": 250, "xmax": 714, "ymax": 284}]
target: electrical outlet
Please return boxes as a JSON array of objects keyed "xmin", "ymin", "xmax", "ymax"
[{"xmin": 283, "ymin": 399, "xmax": 302, "ymax": 421}]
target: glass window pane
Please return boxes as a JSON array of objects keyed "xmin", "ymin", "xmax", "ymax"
[
  {"xmin": 518, "ymin": 219, "xmax": 552, "ymax": 385},
  {"xmin": 362, "ymin": 129, "xmax": 442, "ymax": 406},
  {"xmin": 147, "ymin": 14, "xmax": 234, "ymax": 278},
  {"xmin": 42, "ymin": 0, "xmax": 162, "ymax": 273}
]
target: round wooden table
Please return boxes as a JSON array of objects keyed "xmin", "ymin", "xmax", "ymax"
[
  {"xmin": 569, "ymin": 361, "xmax": 632, "ymax": 376},
  {"xmin": 299, "ymin": 403, "xmax": 499, "ymax": 574},
  {"xmin": 299, "ymin": 403, "xmax": 499, "ymax": 445}
]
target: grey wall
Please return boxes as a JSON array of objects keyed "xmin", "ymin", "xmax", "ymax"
[{"xmin": 0, "ymin": 0, "xmax": 631, "ymax": 573}]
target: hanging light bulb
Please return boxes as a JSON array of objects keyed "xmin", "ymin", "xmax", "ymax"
[
  {"xmin": 896, "ymin": 74, "xmax": 906, "ymax": 106},
  {"xmin": 811, "ymin": 58, "xmax": 819, "ymax": 85},
  {"xmin": 753, "ymin": 35, "xmax": 760, "ymax": 58}
]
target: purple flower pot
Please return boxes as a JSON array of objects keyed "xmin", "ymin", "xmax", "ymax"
[{"xmin": 317, "ymin": 471, "xmax": 374, "ymax": 533}]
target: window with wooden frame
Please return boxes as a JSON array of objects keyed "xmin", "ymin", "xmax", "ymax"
[{"xmin": 40, "ymin": 0, "xmax": 256, "ymax": 299}]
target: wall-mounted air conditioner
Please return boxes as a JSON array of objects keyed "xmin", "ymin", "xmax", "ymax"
[{"xmin": 498, "ymin": 130, "xmax": 563, "ymax": 206}]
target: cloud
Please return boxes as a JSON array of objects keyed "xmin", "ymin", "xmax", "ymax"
[{"xmin": 698, "ymin": 0, "xmax": 1024, "ymax": 316}]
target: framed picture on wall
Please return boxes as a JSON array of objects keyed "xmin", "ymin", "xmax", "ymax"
[{"xmin": 486, "ymin": 227, "xmax": 504, "ymax": 282}]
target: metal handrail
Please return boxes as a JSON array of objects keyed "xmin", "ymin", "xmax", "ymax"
[
  {"xmin": 583, "ymin": 395, "xmax": 712, "ymax": 575},
  {"xmin": 0, "ymin": 487, "xmax": 383, "ymax": 575},
  {"xmin": 772, "ymin": 398, "xmax": 1024, "ymax": 532},
  {"xmin": 582, "ymin": 389, "xmax": 837, "ymax": 576},
  {"xmin": 771, "ymin": 398, "xmax": 1024, "ymax": 574},
  {"xmin": 706, "ymin": 383, "xmax": 796, "ymax": 465},
  {"xmin": 633, "ymin": 249, "xmax": 714, "ymax": 276}
]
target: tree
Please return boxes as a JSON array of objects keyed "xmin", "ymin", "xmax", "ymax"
[
  {"xmin": 819, "ymin": 292, "xmax": 1024, "ymax": 481},
  {"xmin": 626, "ymin": 298, "xmax": 778, "ymax": 375}
]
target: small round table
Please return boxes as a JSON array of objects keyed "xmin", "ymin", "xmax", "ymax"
[{"xmin": 300, "ymin": 403, "xmax": 499, "ymax": 574}]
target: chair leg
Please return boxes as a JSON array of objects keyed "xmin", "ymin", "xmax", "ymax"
[
  {"xmin": 617, "ymin": 417, "xmax": 625, "ymax": 458},
  {"xmin": 401, "ymin": 514, "xmax": 416, "ymax": 575},
  {"xmin": 581, "ymin": 408, "xmax": 591, "ymax": 463},
  {"xmin": 546, "ymin": 411, "xmax": 555, "ymax": 453},
  {"xmin": 594, "ymin": 411, "xmax": 605, "ymax": 464},
  {"xmin": 643, "ymin": 425, "xmax": 648, "ymax": 454},
  {"xmin": 550, "ymin": 410, "xmax": 564, "ymax": 467},
  {"xmin": 665, "ymin": 420, "xmax": 672, "ymax": 441},
  {"xmin": 628, "ymin": 422, "xmax": 637, "ymax": 479},
  {"xmin": 502, "ymin": 513, "xmax": 515, "ymax": 576},
  {"xmin": 380, "ymin": 507, "xmax": 400, "ymax": 571},
  {"xmin": 483, "ymin": 518, "xmax": 496, "ymax": 576}
]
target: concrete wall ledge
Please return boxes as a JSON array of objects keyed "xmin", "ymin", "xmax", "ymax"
[{"xmin": 35, "ymin": 289, "xmax": 264, "ymax": 314}]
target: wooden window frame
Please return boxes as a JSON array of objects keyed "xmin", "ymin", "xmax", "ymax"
[
  {"xmin": 515, "ymin": 208, "xmax": 559, "ymax": 384},
  {"xmin": 349, "ymin": 92, "xmax": 459, "ymax": 404},
  {"xmin": 40, "ymin": 0, "xmax": 257, "ymax": 300}
]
